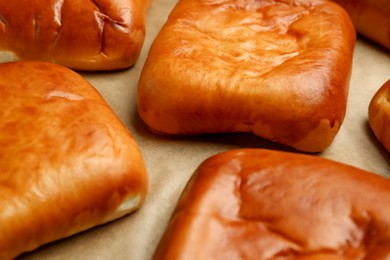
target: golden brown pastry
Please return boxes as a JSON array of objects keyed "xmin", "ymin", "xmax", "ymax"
[
  {"xmin": 154, "ymin": 149, "xmax": 390, "ymax": 259},
  {"xmin": 332, "ymin": 0, "xmax": 390, "ymax": 49},
  {"xmin": 0, "ymin": 0, "xmax": 150, "ymax": 71},
  {"xmin": 369, "ymin": 79, "xmax": 390, "ymax": 153},
  {"xmin": 0, "ymin": 61, "xmax": 148, "ymax": 259},
  {"xmin": 137, "ymin": 0, "xmax": 356, "ymax": 153}
]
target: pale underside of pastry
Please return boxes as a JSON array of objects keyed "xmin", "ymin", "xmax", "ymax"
[
  {"xmin": 154, "ymin": 149, "xmax": 390, "ymax": 259},
  {"xmin": 0, "ymin": 0, "xmax": 150, "ymax": 70},
  {"xmin": 138, "ymin": 0, "xmax": 356, "ymax": 152},
  {"xmin": 0, "ymin": 61, "xmax": 148, "ymax": 259}
]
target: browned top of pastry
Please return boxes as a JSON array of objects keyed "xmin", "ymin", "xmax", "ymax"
[
  {"xmin": 0, "ymin": 0, "xmax": 150, "ymax": 70},
  {"xmin": 138, "ymin": 0, "xmax": 356, "ymax": 152},
  {"xmin": 0, "ymin": 61, "xmax": 148, "ymax": 259},
  {"xmin": 154, "ymin": 149, "xmax": 390, "ymax": 259}
]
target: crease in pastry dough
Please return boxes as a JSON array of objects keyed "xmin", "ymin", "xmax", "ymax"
[{"xmin": 53, "ymin": 0, "xmax": 64, "ymax": 26}]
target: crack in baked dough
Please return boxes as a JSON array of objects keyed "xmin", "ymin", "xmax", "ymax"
[
  {"xmin": 90, "ymin": 0, "xmax": 127, "ymax": 27},
  {"xmin": 89, "ymin": 0, "xmax": 107, "ymax": 56},
  {"xmin": 91, "ymin": 0, "xmax": 103, "ymax": 12},
  {"xmin": 53, "ymin": 0, "xmax": 64, "ymax": 27},
  {"xmin": 93, "ymin": 11, "xmax": 107, "ymax": 57},
  {"xmin": 52, "ymin": 0, "xmax": 64, "ymax": 52},
  {"xmin": 90, "ymin": 0, "xmax": 127, "ymax": 57}
]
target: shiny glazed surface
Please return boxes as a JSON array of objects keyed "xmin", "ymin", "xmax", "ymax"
[
  {"xmin": 369, "ymin": 79, "xmax": 390, "ymax": 153},
  {"xmin": 154, "ymin": 149, "xmax": 390, "ymax": 259},
  {"xmin": 0, "ymin": 61, "xmax": 148, "ymax": 259},
  {"xmin": 332, "ymin": 0, "xmax": 390, "ymax": 49},
  {"xmin": 0, "ymin": 0, "xmax": 149, "ymax": 70},
  {"xmin": 138, "ymin": 0, "xmax": 356, "ymax": 152}
]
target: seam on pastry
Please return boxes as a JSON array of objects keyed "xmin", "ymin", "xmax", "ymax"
[
  {"xmin": 90, "ymin": 0, "xmax": 128, "ymax": 57},
  {"xmin": 94, "ymin": 11, "xmax": 108, "ymax": 58},
  {"xmin": 90, "ymin": 0, "xmax": 127, "ymax": 28},
  {"xmin": 91, "ymin": 0, "xmax": 108, "ymax": 57}
]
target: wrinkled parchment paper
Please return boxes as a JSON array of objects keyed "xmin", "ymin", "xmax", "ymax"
[{"xmin": 19, "ymin": 0, "xmax": 390, "ymax": 259}]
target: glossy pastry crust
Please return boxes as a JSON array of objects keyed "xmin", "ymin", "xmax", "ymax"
[
  {"xmin": 137, "ymin": 0, "xmax": 356, "ymax": 153},
  {"xmin": 0, "ymin": 61, "xmax": 148, "ymax": 259},
  {"xmin": 154, "ymin": 149, "xmax": 390, "ymax": 259},
  {"xmin": 332, "ymin": 0, "xmax": 390, "ymax": 49},
  {"xmin": 0, "ymin": 0, "xmax": 150, "ymax": 71},
  {"xmin": 368, "ymin": 79, "xmax": 390, "ymax": 153}
]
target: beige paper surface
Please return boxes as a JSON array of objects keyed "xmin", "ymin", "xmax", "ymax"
[{"xmin": 19, "ymin": 0, "xmax": 390, "ymax": 259}]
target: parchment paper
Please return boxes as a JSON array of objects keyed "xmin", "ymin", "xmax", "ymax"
[{"xmin": 18, "ymin": 0, "xmax": 390, "ymax": 259}]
